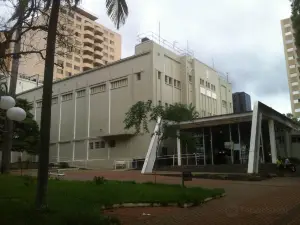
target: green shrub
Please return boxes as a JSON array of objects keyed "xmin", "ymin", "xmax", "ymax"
[
  {"xmin": 93, "ymin": 176, "xmax": 107, "ymax": 185},
  {"xmin": 59, "ymin": 162, "xmax": 69, "ymax": 168}
]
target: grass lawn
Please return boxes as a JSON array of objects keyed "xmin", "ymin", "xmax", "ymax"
[{"xmin": 0, "ymin": 175, "xmax": 224, "ymax": 225}]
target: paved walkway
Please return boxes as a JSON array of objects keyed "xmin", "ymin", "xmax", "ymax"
[{"xmin": 63, "ymin": 170, "xmax": 300, "ymax": 225}]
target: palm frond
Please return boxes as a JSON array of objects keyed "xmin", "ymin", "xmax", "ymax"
[{"xmin": 106, "ymin": 0, "xmax": 128, "ymax": 29}]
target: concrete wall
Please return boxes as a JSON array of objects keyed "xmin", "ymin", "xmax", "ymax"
[{"xmin": 17, "ymin": 40, "xmax": 233, "ymax": 168}]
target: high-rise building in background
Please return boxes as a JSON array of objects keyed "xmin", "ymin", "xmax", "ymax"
[
  {"xmin": 281, "ymin": 18, "xmax": 300, "ymax": 118},
  {"xmin": 232, "ymin": 92, "xmax": 251, "ymax": 113},
  {"xmin": 16, "ymin": 6, "xmax": 121, "ymax": 81}
]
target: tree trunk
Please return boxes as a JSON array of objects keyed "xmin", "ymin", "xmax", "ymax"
[
  {"xmin": 1, "ymin": 17, "xmax": 22, "ymax": 174},
  {"xmin": 35, "ymin": 0, "xmax": 60, "ymax": 209}
]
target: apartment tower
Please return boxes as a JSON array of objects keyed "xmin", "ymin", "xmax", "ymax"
[
  {"xmin": 17, "ymin": 6, "xmax": 121, "ymax": 81},
  {"xmin": 281, "ymin": 18, "xmax": 300, "ymax": 118}
]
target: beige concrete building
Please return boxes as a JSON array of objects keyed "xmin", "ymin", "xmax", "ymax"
[
  {"xmin": 17, "ymin": 37, "xmax": 233, "ymax": 168},
  {"xmin": 17, "ymin": 6, "xmax": 121, "ymax": 81},
  {"xmin": 281, "ymin": 18, "xmax": 300, "ymax": 118}
]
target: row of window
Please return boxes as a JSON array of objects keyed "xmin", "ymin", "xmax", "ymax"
[
  {"xmin": 164, "ymin": 75, "xmax": 181, "ymax": 89},
  {"xmin": 200, "ymin": 79, "xmax": 216, "ymax": 91},
  {"xmin": 36, "ymin": 78, "xmax": 134, "ymax": 107},
  {"xmin": 89, "ymin": 140, "xmax": 116, "ymax": 149}
]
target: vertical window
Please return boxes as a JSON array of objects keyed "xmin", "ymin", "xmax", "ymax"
[
  {"xmin": 136, "ymin": 72, "xmax": 141, "ymax": 80},
  {"xmin": 89, "ymin": 142, "xmax": 94, "ymax": 149},
  {"xmin": 157, "ymin": 71, "xmax": 161, "ymax": 79},
  {"xmin": 62, "ymin": 93, "xmax": 73, "ymax": 101},
  {"xmin": 77, "ymin": 89, "xmax": 86, "ymax": 98},
  {"xmin": 95, "ymin": 141, "xmax": 100, "ymax": 149},
  {"xmin": 109, "ymin": 140, "xmax": 116, "ymax": 148},
  {"xmin": 189, "ymin": 75, "xmax": 192, "ymax": 82},
  {"xmin": 100, "ymin": 141, "xmax": 105, "ymax": 148}
]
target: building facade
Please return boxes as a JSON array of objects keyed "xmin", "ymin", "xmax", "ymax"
[
  {"xmin": 232, "ymin": 92, "xmax": 251, "ymax": 113},
  {"xmin": 281, "ymin": 18, "xmax": 300, "ymax": 118},
  {"xmin": 0, "ymin": 74, "xmax": 42, "ymax": 94},
  {"xmin": 18, "ymin": 38, "xmax": 233, "ymax": 169},
  {"xmin": 17, "ymin": 6, "xmax": 121, "ymax": 81}
]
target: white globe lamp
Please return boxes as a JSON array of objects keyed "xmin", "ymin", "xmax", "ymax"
[
  {"xmin": 6, "ymin": 107, "xmax": 26, "ymax": 122},
  {"xmin": 0, "ymin": 96, "xmax": 16, "ymax": 110}
]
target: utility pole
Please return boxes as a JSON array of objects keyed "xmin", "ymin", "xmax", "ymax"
[{"xmin": 1, "ymin": 16, "xmax": 23, "ymax": 174}]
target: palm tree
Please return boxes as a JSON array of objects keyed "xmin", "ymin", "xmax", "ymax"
[{"xmin": 31, "ymin": 0, "xmax": 128, "ymax": 209}]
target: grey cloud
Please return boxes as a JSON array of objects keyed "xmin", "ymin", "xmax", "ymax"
[{"xmin": 80, "ymin": 0, "xmax": 291, "ymax": 113}]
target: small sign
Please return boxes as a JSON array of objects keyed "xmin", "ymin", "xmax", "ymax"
[{"xmin": 182, "ymin": 171, "xmax": 192, "ymax": 181}]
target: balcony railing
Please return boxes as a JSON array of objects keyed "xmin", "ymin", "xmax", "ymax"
[
  {"xmin": 94, "ymin": 58, "xmax": 104, "ymax": 65},
  {"xmin": 94, "ymin": 34, "xmax": 103, "ymax": 43},
  {"xmin": 84, "ymin": 29, "xmax": 94, "ymax": 37},
  {"xmin": 83, "ymin": 45, "xmax": 94, "ymax": 54},
  {"xmin": 83, "ymin": 54, "xmax": 94, "ymax": 62},
  {"xmin": 94, "ymin": 42, "xmax": 103, "ymax": 51},
  {"xmin": 94, "ymin": 50, "xmax": 102, "ymax": 58},
  {"xmin": 84, "ymin": 21, "xmax": 94, "ymax": 31},
  {"xmin": 83, "ymin": 38, "xmax": 94, "ymax": 45}
]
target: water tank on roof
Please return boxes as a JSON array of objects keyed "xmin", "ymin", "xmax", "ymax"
[{"xmin": 141, "ymin": 37, "xmax": 150, "ymax": 43}]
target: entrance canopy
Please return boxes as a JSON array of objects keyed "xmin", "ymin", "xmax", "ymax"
[
  {"xmin": 177, "ymin": 102, "xmax": 299, "ymax": 131},
  {"xmin": 173, "ymin": 101, "xmax": 300, "ymax": 174},
  {"xmin": 141, "ymin": 101, "xmax": 300, "ymax": 174}
]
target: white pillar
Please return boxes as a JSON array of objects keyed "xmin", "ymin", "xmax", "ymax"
[
  {"xmin": 268, "ymin": 120, "xmax": 277, "ymax": 163},
  {"xmin": 284, "ymin": 130, "xmax": 291, "ymax": 157},
  {"xmin": 86, "ymin": 87, "xmax": 91, "ymax": 162},
  {"xmin": 203, "ymin": 128, "xmax": 206, "ymax": 165},
  {"xmin": 72, "ymin": 90, "xmax": 77, "ymax": 162},
  {"xmin": 260, "ymin": 132, "xmax": 265, "ymax": 163},
  {"xmin": 210, "ymin": 127, "xmax": 214, "ymax": 165},
  {"xmin": 237, "ymin": 123, "xmax": 242, "ymax": 163},
  {"xmin": 247, "ymin": 102, "xmax": 262, "ymax": 174},
  {"xmin": 176, "ymin": 130, "xmax": 181, "ymax": 166},
  {"xmin": 57, "ymin": 95, "xmax": 62, "ymax": 163},
  {"xmin": 229, "ymin": 124, "xmax": 233, "ymax": 164}
]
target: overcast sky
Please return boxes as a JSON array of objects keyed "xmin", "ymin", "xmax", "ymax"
[{"xmin": 81, "ymin": 0, "xmax": 291, "ymax": 113}]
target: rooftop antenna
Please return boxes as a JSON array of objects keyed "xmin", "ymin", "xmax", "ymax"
[
  {"xmin": 158, "ymin": 21, "xmax": 161, "ymax": 45},
  {"xmin": 212, "ymin": 58, "xmax": 215, "ymax": 69},
  {"xmin": 187, "ymin": 40, "xmax": 189, "ymax": 55},
  {"xmin": 173, "ymin": 41, "xmax": 178, "ymax": 49},
  {"xmin": 226, "ymin": 72, "xmax": 229, "ymax": 82}
]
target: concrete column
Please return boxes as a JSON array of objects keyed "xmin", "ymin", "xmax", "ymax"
[
  {"xmin": 284, "ymin": 130, "xmax": 291, "ymax": 157},
  {"xmin": 203, "ymin": 128, "xmax": 206, "ymax": 165},
  {"xmin": 57, "ymin": 95, "xmax": 62, "ymax": 163},
  {"xmin": 268, "ymin": 120, "xmax": 277, "ymax": 163},
  {"xmin": 176, "ymin": 130, "xmax": 181, "ymax": 166},
  {"xmin": 210, "ymin": 127, "xmax": 214, "ymax": 165},
  {"xmin": 237, "ymin": 123, "xmax": 242, "ymax": 163},
  {"xmin": 247, "ymin": 102, "xmax": 262, "ymax": 174},
  {"xmin": 229, "ymin": 124, "xmax": 233, "ymax": 164}
]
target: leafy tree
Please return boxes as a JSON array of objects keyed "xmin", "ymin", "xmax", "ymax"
[
  {"xmin": 124, "ymin": 100, "xmax": 199, "ymax": 142},
  {"xmin": 291, "ymin": 0, "xmax": 300, "ymax": 48},
  {"xmin": 285, "ymin": 112, "xmax": 300, "ymax": 123},
  {"xmin": 0, "ymin": 98, "xmax": 39, "ymax": 155}
]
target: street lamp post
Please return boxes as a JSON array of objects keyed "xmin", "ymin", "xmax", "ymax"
[{"xmin": 0, "ymin": 82, "xmax": 26, "ymax": 174}]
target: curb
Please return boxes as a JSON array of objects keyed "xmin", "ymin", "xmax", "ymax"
[{"xmin": 102, "ymin": 193, "xmax": 226, "ymax": 210}]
